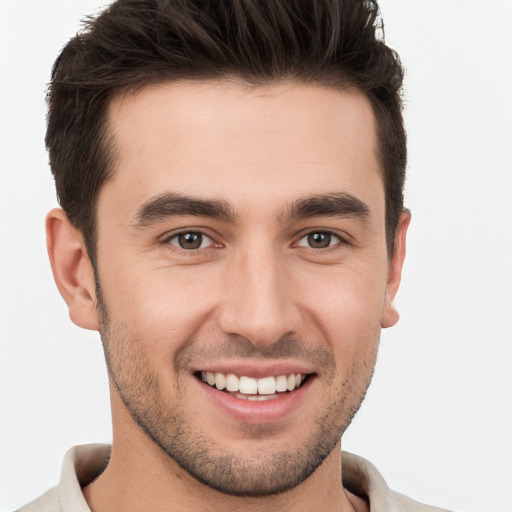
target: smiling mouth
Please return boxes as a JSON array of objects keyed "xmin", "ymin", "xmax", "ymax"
[{"xmin": 198, "ymin": 371, "xmax": 310, "ymax": 401}]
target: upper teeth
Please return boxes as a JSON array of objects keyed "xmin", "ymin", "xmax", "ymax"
[{"xmin": 200, "ymin": 372, "xmax": 304, "ymax": 394}]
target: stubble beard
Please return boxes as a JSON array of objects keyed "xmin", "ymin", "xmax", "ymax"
[{"xmin": 95, "ymin": 288, "xmax": 378, "ymax": 497}]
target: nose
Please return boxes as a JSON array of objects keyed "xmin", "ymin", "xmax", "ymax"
[{"xmin": 218, "ymin": 246, "xmax": 302, "ymax": 350}]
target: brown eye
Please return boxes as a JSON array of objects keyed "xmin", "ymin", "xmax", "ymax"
[
  {"xmin": 169, "ymin": 232, "xmax": 211, "ymax": 250},
  {"xmin": 308, "ymin": 232, "xmax": 331, "ymax": 248},
  {"xmin": 297, "ymin": 231, "xmax": 340, "ymax": 249}
]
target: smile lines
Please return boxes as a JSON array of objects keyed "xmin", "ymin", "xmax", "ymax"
[{"xmin": 200, "ymin": 371, "xmax": 306, "ymax": 397}]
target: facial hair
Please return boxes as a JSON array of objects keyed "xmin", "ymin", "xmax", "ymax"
[{"xmin": 96, "ymin": 286, "xmax": 378, "ymax": 497}]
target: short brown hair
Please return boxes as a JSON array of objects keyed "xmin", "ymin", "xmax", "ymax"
[{"xmin": 46, "ymin": 0, "xmax": 406, "ymax": 263}]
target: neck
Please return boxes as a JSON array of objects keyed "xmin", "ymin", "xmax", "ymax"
[
  {"xmin": 83, "ymin": 397, "xmax": 367, "ymax": 512},
  {"xmin": 83, "ymin": 437, "xmax": 366, "ymax": 512}
]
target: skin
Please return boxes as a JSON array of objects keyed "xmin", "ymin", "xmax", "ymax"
[{"xmin": 47, "ymin": 80, "xmax": 409, "ymax": 512}]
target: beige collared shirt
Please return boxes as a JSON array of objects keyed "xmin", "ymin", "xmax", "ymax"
[{"xmin": 17, "ymin": 444, "xmax": 452, "ymax": 511}]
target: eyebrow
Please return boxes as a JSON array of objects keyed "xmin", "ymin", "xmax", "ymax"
[
  {"xmin": 283, "ymin": 193, "xmax": 370, "ymax": 222},
  {"xmin": 134, "ymin": 192, "xmax": 236, "ymax": 227},
  {"xmin": 133, "ymin": 191, "xmax": 370, "ymax": 228}
]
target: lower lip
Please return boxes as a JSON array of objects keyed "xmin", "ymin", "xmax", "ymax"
[{"xmin": 196, "ymin": 376, "xmax": 314, "ymax": 424}]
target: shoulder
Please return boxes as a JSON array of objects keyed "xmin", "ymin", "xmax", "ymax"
[
  {"xmin": 16, "ymin": 487, "xmax": 60, "ymax": 512},
  {"xmin": 342, "ymin": 451, "xmax": 453, "ymax": 512},
  {"xmin": 387, "ymin": 489, "xmax": 454, "ymax": 512},
  {"xmin": 14, "ymin": 444, "xmax": 109, "ymax": 512}
]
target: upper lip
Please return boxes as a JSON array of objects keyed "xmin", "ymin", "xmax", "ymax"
[{"xmin": 191, "ymin": 360, "xmax": 316, "ymax": 379}]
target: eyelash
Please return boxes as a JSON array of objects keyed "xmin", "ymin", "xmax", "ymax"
[
  {"xmin": 294, "ymin": 230, "xmax": 344, "ymax": 250},
  {"xmin": 163, "ymin": 229, "xmax": 348, "ymax": 252},
  {"xmin": 164, "ymin": 230, "xmax": 219, "ymax": 252}
]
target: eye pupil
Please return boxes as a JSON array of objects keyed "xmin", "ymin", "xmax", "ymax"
[
  {"xmin": 308, "ymin": 232, "xmax": 331, "ymax": 248},
  {"xmin": 178, "ymin": 232, "xmax": 202, "ymax": 250}
]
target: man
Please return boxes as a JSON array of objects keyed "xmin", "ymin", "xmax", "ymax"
[{"xmin": 18, "ymin": 0, "xmax": 450, "ymax": 510}]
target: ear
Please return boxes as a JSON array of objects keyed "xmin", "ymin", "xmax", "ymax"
[
  {"xmin": 46, "ymin": 208, "xmax": 99, "ymax": 331},
  {"xmin": 381, "ymin": 210, "xmax": 411, "ymax": 328}
]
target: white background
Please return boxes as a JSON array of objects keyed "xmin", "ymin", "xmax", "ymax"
[{"xmin": 0, "ymin": 1, "xmax": 511, "ymax": 511}]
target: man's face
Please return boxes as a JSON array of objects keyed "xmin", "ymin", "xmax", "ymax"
[{"xmin": 93, "ymin": 81, "xmax": 402, "ymax": 496}]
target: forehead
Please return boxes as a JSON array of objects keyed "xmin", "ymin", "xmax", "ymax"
[{"xmin": 102, "ymin": 80, "xmax": 383, "ymax": 220}]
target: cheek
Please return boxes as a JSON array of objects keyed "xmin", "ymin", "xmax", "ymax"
[
  {"xmin": 303, "ymin": 263, "xmax": 387, "ymax": 321},
  {"xmin": 299, "ymin": 264, "xmax": 386, "ymax": 355},
  {"xmin": 98, "ymin": 261, "xmax": 221, "ymax": 352}
]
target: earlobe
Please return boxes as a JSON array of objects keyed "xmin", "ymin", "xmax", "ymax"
[
  {"xmin": 381, "ymin": 210, "xmax": 411, "ymax": 329},
  {"xmin": 46, "ymin": 208, "xmax": 99, "ymax": 331}
]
